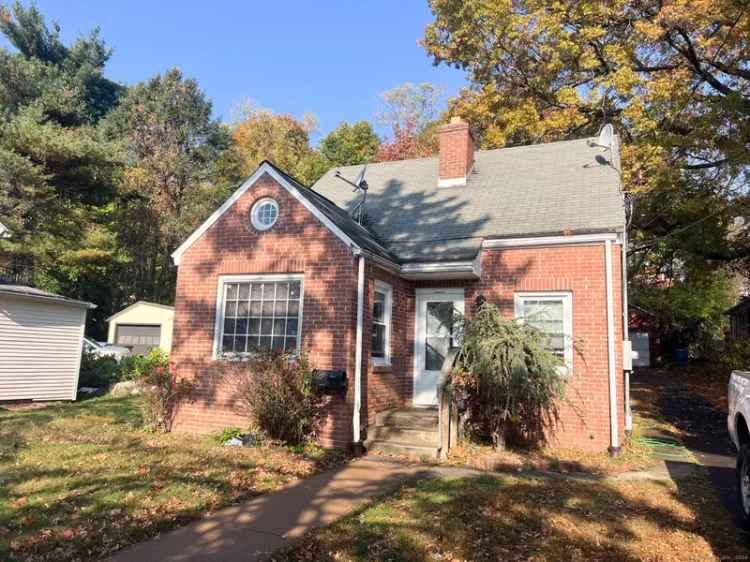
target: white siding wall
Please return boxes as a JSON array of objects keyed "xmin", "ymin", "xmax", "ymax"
[{"xmin": 0, "ymin": 295, "xmax": 87, "ymax": 401}]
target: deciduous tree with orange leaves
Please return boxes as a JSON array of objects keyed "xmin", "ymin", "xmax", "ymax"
[{"xmin": 423, "ymin": 0, "xmax": 750, "ymax": 348}]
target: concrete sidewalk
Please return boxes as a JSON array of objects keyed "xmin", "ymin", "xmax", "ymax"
[{"xmin": 107, "ymin": 457, "xmax": 426, "ymax": 562}]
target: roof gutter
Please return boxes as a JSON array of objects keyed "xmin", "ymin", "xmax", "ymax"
[
  {"xmin": 353, "ymin": 248, "xmax": 480, "ymax": 281},
  {"xmin": 483, "ymin": 232, "xmax": 619, "ymax": 249}
]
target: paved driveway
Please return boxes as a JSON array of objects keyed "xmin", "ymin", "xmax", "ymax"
[{"xmin": 631, "ymin": 369, "xmax": 741, "ymax": 529}]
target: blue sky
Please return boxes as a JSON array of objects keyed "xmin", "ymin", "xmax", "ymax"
[{"xmin": 1, "ymin": 1, "xmax": 467, "ymax": 142}]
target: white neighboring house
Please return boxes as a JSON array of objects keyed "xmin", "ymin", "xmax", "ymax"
[
  {"xmin": 0, "ymin": 285, "xmax": 95, "ymax": 401},
  {"xmin": 107, "ymin": 301, "xmax": 174, "ymax": 354},
  {"xmin": 0, "ymin": 221, "xmax": 10, "ymax": 239}
]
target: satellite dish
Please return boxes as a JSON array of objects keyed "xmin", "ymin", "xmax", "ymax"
[
  {"xmin": 593, "ymin": 123, "xmax": 614, "ymax": 151},
  {"xmin": 334, "ymin": 164, "xmax": 370, "ymax": 224},
  {"xmin": 353, "ymin": 164, "xmax": 368, "ymax": 191}
]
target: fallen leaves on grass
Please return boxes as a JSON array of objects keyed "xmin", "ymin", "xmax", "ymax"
[
  {"xmin": 274, "ymin": 473, "xmax": 745, "ymax": 562},
  {"xmin": 0, "ymin": 395, "xmax": 349, "ymax": 562}
]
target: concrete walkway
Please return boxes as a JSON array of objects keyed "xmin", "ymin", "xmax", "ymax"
[{"xmin": 108, "ymin": 457, "xmax": 427, "ymax": 562}]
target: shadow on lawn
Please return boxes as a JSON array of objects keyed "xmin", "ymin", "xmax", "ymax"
[
  {"xmin": 0, "ymin": 396, "xmax": 347, "ymax": 562},
  {"xmin": 276, "ymin": 472, "xmax": 746, "ymax": 562}
]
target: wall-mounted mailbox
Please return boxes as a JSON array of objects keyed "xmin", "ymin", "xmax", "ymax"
[{"xmin": 312, "ymin": 370, "xmax": 347, "ymax": 395}]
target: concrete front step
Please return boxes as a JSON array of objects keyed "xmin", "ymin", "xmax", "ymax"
[
  {"xmin": 368, "ymin": 426, "xmax": 439, "ymax": 447},
  {"xmin": 375, "ymin": 407, "xmax": 439, "ymax": 430},
  {"xmin": 364, "ymin": 439, "xmax": 440, "ymax": 459}
]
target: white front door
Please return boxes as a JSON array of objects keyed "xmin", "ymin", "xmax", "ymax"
[{"xmin": 413, "ymin": 289, "xmax": 465, "ymax": 406}]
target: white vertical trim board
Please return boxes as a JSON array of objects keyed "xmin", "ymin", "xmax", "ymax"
[
  {"xmin": 211, "ymin": 273, "xmax": 305, "ymax": 360},
  {"xmin": 353, "ymin": 256, "xmax": 366, "ymax": 443},
  {"xmin": 71, "ymin": 307, "xmax": 87, "ymax": 400},
  {"xmin": 604, "ymin": 239, "xmax": 620, "ymax": 451},
  {"xmin": 372, "ymin": 280, "xmax": 393, "ymax": 367}
]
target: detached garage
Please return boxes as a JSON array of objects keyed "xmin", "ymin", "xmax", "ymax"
[
  {"xmin": 107, "ymin": 301, "xmax": 174, "ymax": 354},
  {"xmin": 0, "ymin": 285, "xmax": 95, "ymax": 401}
]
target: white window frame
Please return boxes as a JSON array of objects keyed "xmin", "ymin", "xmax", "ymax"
[
  {"xmin": 514, "ymin": 291, "xmax": 573, "ymax": 373},
  {"xmin": 250, "ymin": 197, "xmax": 279, "ymax": 231},
  {"xmin": 372, "ymin": 280, "xmax": 393, "ymax": 367},
  {"xmin": 213, "ymin": 273, "xmax": 304, "ymax": 360}
]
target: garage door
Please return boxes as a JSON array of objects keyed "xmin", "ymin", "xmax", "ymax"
[{"xmin": 115, "ymin": 324, "xmax": 161, "ymax": 355}]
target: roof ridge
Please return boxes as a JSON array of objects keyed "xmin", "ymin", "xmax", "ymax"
[{"xmin": 319, "ymin": 136, "xmax": 601, "ymax": 175}]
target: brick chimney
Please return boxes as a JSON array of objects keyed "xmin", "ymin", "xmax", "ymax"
[{"xmin": 438, "ymin": 116, "xmax": 474, "ymax": 187}]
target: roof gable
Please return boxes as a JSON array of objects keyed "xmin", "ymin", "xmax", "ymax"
[
  {"xmin": 171, "ymin": 161, "xmax": 396, "ymax": 266},
  {"xmin": 106, "ymin": 300, "xmax": 174, "ymax": 322}
]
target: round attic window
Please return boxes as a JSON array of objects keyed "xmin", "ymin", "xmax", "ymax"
[{"xmin": 250, "ymin": 198, "xmax": 279, "ymax": 231}]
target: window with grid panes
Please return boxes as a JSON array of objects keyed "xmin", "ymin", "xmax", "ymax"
[
  {"xmin": 514, "ymin": 292, "xmax": 572, "ymax": 370},
  {"xmin": 219, "ymin": 278, "xmax": 302, "ymax": 355}
]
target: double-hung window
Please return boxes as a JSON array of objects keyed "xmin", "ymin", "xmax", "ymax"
[
  {"xmin": 514, "ymin": 292, "xmax": 573, "ymax": 371},
  {"xmin": 371, "ymin": 281, "xmax": 392, "ymax": 366},
  {"xmin": 215, "ymin": 275, "xmax": 303, "ymax": 358}
]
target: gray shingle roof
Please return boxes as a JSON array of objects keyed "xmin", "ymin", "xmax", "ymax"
[
  {"xmin": 312, "ymin": 137, "xmax": 625, "ymax": 263},
  {"xmin": 269, "ymin": 162, "xmax": 398, "ymax": 263},
  {"xmin": 0, "ymin": 284, "xmax": 96, "ymax": 308}
]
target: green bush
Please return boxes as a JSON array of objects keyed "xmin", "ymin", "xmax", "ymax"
[
  {"xmin": 214, "ymin": 427, "xmax": 245, "ymax": 445},
  {"xmin": 78, "ymin": 351, "xmax": 126, "ymax": 388},
  {"xmin": 452, "ymin": 302, "xmax": 566, "ymax": 449},
  {"xmin": 231, "ymin": 351, "xmax": 324, "ymax": 446},
  {"xmin": 719, "ymin": 337, "xmax": 750, "ymax": 371}
]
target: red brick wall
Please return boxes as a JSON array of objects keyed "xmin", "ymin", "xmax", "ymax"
[
  {"xmin": 361, "ymin": 266, "xmax": 413, "ymax": 433},
  {"xmin": 170, "ymin": 172, "xmax": 357, "ymax": 448},
  {"xmin": 467, "ymin": 243, "xmax": 625, "ymax": 451},
  {"xmin": 173, "ymin": 172, "xmax": 624, "ymax": 452},
  {"xmin": 359, "ymin": 243, "xmax": 624, "ymax": 452}
]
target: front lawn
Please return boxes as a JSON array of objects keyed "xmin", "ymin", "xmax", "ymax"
[
  {"xmin": 0, "ymin": 395, "xmax": 347, "ymax": 562},
  {"xmin": 274, "ymin": 472, "xmax": 745, "ymax": 561}
]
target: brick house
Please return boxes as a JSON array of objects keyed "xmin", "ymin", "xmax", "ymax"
[{"xmin": 170, "ymin": 118, "xmax": 629, "ymax": 454}]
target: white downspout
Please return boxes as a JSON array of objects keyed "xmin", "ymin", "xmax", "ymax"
[
  {"xmin": 622, "ymin": 231, "xmax": 632, "ymax": 432},
  {"xmin": 353, "ymin": 254, "xmax": 366, "ymax": 446},
  {"xmin": 605, "ymin": 239, "xmax": 620, "ymax": 455}
]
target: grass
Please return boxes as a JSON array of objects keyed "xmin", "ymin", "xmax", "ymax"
[
  {"xmin": 274, "ymin": 367, "xmax": 748, "ymax": 561},
  {"xmin": 273, "ymin": 471, "xmax": 746, "ymax": 562},
  {"xmin": 0, "ymin": 395, "xmax": 348, "ymax": 562}
]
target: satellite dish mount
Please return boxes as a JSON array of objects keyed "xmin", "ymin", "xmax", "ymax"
[{"xmin": 334, "ymin": 164, "xmax": 369, "ymax": 224}]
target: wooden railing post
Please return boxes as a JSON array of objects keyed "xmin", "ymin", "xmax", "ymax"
[{"xmin": 438, "ymin": 349, "xmax": 458, "ymax": 461}]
